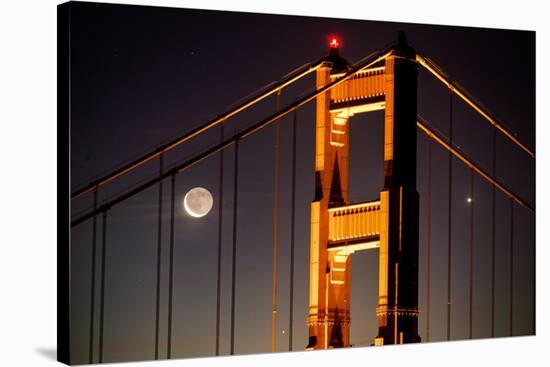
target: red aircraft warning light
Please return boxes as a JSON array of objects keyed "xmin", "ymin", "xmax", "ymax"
[{"xmin": 328, "ymin": 36, "xmax": 340, "ymax": 49}]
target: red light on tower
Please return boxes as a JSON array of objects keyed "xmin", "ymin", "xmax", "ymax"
[{"xmin": 328, "ymin": 36, "xmax": 340, "ymax": 49}]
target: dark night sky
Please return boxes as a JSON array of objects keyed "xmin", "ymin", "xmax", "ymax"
[{"xmin": 69, "ymin": 1, "xmax": 535, "ymax": 364}]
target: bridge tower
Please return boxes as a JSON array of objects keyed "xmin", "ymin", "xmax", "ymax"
[
  {"xmin": 306, "ymin": 37, "xmax": 352, "ymax": 349},
  {"xmin": 306, "ymin": 33, "xmax": 420, "ymax": 349}
]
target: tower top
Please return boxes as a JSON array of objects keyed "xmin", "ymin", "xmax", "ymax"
[
  {"xmin": 325, "ymin": 35, "xmax": 350, "ymax": 73},
  {"xmin": 393, "ymin": 30, "xmax": 415, "ymax": 54},
  {"xmin": 398, "ymin": 31, "xmax": 407, "ymax": 47}
]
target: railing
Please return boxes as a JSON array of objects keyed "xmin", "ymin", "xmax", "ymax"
[
  {"xmin": 329, "ymin": 67, "xmax": 385, "ymax": 104},
  {"xmin": 328, "ymin": 200, "xmax": 381, "ymax": 243}
]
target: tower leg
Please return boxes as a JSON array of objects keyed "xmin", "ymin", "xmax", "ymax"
[
  {"xmin": 375, "ymin": 38, "xmax": 421, "ymax": 345},
  {"xmin": 307, "ymin": 59, "xmax": 351, "ymax": 350}
]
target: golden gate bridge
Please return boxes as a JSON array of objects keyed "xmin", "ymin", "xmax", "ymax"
[{"xmin": 68, "ymin": 32, "xmax": 535, "ymax": 363}]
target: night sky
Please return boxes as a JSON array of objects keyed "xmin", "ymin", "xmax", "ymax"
[{"xmin": 69, "ymin": 1, "xmax": 535, "ymax": 364}]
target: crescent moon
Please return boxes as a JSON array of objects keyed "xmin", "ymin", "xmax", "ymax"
[{"xmin": 183, "ymin": 187, "xmax": 214, "ymax": 218}]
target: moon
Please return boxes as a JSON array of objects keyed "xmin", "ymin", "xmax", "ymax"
[{"xmin": 183, "ymin": 187, "xmax": 213, "ymax": 218}]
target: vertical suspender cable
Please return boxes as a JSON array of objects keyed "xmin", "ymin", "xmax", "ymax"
[
  {"xmin": 215, "ymin": 126, "xmax": 224, "ymax": 356},
  {"xmin": 272, "ymin": 91, "xmax": 281, "ymax": 353},
  {"xmin": 532, "ymin": 220, "xmax": 535, "ymax": 335},
  {"xmin": 469, "ymin": 169, "xmax": 475, "ymax": 339},
  {"xmin": 532, "ymin": 209, "xmax": 536, "ymax": 335},
  {"xmin": 491, "ymin": 128, "xmax": 496, "ymax": 337},
  {"xmin": 446, "ymin": 92, "xmax": 453, "ymax": 341},
  {"xmin": 167, "ymin": 174, "xmax": 176, "ymax": 358},
  {"xmin": 98, "ymin": 210, "xmax": 108, "ymax": 363},
  {"xmin": 154, "ymin": 155, "xmax": 164, "ymax": 359},
  {"xmin": 88, "ymin": 187, "xmax": 98, "ymax": 364},
  {"xmin": 509, "ymin": 199, "xmax": 514, "ymax": 336},
  {"xmin": 288, "ymin": 108, "xmax": 297, "ymax": 351},
  {"xmin": 426, "ymin": 137, "xmax": 432, "ymax": 342},
  {"xmin": 230, "ymin": 140, "xmax": 240, "ymax": 355}
]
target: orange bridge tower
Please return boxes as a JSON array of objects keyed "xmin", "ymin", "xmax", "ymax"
[{"xmin": 306, "ymin": 33, "xmax": 421, "ymax": 349}]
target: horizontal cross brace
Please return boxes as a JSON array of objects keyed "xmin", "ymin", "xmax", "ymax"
[
  {"xmin": 328, "ymin": 240, "xmax": 381, "ymax": 254},
  {"xmin": 328, "ymin": 200, "xmax": 381, "ymax": 243}
]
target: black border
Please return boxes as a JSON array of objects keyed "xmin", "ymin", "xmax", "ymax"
[{"xmin": 58, "ymin": 1, "xmax": 71, "ymax": 365}]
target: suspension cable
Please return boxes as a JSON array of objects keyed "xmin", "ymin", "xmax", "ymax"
[
  {"xmin": 215, "ymin": 126, "xmax": 224, "ymax": 356},
  {"xmin": 230, "ymin": 140, "xmax": 240, "ymax": 355},
  {"xmin": 490, "ymin": 128, "xmax": 496, "ymax": 338},
  {"xmin": 88, "ymin": 187, "xmax": 98, "ymax": 364},
  {"xmin": 426, "ymin": 137, "xmax": 432, "ymax": 342},
  {"xmin": 98, "ymin": 210, "xmax": 108, "ymax": 363},
  {"xmin": 71, "ymin": 48, "xmax": 393, "ymax": 228},
  {"xmin": 509, "ymin": 199, "xmax": 514, "ymax": 336},
  {"xmin": 167, "ymin": 174, "xmax": 176, "ymax": 358},
  {"xmin": 272, "ymin": 91, "xmax": 281, "ymax": 353},
  {"xmin": 288, "ymin": 108, "xmax": 297, "ymax": 351},
  {"xmin": 71, "ymin": 58, "xmax": 327, "ymax": 200},
  {"xmin": 469, "ymin": 168, "xmax": 474, "ymax": 339},
  {"xmin": 154, "ymin": 155, "xmax": 164, "ymax": 359},
  {"xmin": 416, "ymin": 117, "xmax": 534, "ymax": 213},
  {"xmin": 416, "ymin": 54, "xmax": 535, "ymax": 159},
  {"xmin": 446, "ymin": 92, "xmax": 453, "ymax": 341}
]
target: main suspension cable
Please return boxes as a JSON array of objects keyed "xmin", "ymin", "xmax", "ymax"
[
  {"xmin": 416, "ymin": 54, "xmax": 535, "ymax": 159},
  {"xmin": 416, "ymin": 117, "xmax": 534, "ymax": 213},
  {"xmin": 71, "ymin": 48, "xmax": 393, "ymax": 228},
  {"xmin": 71, "ymin": 58, "xmax": 327, "ymax": 200}
]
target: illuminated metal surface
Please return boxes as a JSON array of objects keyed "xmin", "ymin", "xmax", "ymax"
[
  {"xmin": 307, "ymin": 43, "xmax": 422, "ymax": 349},
  {"xmin": 328, "ymin": 201, "xmax": 381, "ymax": 242},
  {"xmin": 329, "ymin": 67, "xmax": 385, "ymax": 104}
]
